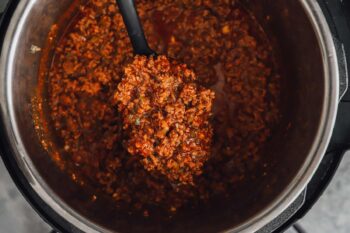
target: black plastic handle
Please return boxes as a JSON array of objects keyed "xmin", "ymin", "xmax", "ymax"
[
  {"xmin": 116, "ymin": 0, "xmax": 155, "ymax": 56},
  {"xmin": 319, "ymin": 0, "xmax": 350, "ymax": 100}
]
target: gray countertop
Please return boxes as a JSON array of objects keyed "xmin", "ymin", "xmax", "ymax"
[{"xmin": 0, "ymin": 153, "xmax": 350, "ymax": 232}]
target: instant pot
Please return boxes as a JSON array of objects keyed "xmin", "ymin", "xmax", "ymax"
[{"xmin": 0, "ymin": 0, "xmax": 350, "ymax": 232}]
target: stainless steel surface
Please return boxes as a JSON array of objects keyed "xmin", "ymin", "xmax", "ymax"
[
  {"xmin": 0, "ymin": 0, "xmax": 8, "ymax": 13},
  {"xmin": 0, "ymin": 0, "xmax": 340, "ymax": 232}
]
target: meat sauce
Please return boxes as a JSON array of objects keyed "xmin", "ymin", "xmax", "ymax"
[
  {"xmin": 115, "ymin": 55, "xmax": 215, "ymax": 186},
  {"xmin": 36, "ymin": 0, "xmax": 281, "ymax": 216}
]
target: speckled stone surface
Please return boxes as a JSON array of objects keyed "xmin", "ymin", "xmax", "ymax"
[{"xmin": 0, "ymin": 153, "xmax": 349, "ymax": 232}]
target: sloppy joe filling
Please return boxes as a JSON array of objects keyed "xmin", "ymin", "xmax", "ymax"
[
  {"xmin": 37, "ymin": 0, "xmax": 281, "ymax": 216},
  {"xmin": 115, "ymin": 55, "xmax": 215, "ymax": 185}
]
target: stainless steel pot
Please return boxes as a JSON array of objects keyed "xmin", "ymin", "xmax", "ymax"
[{"xmin": 0, "ymin": 0, "xmax": 345, "ymax": 232}]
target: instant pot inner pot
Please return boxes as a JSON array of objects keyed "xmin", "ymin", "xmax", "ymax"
[{"xmin": 7, "ymin": 0, "xmax": 325, "ymax": 232}]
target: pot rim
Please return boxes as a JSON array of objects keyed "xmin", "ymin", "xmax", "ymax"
[
  {"xmin": 0, "ymin": 0, "xmax": 339, "ymax": 232},
  {"xmin": 234, "ymin": 0, "xmax": 339, "ymax": 231}
]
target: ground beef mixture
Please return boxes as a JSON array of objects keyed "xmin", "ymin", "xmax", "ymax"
[
  {"xmin": 39, "ymin": 0, "xmax": 281, "ymax": 216},
  {"xmin": 115, "ymin": 55, "xmax": 215, "ymax": 185}
]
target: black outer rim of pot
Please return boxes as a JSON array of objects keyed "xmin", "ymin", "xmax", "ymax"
[{"xmin": 274, "ymin": 150, "xmax": 346, "ymax": 232}]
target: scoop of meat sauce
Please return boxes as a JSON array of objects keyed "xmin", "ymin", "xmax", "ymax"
[{"xmin": 114, "ymin": 55, "xmax": 215, "ymax": 185}]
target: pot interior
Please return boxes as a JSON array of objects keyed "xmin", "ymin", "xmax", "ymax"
[{"xmin": 2, "ymin": 0, "xmax": 326, "ymax": 232}]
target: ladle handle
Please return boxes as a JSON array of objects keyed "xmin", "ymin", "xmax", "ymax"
[{"xmin": 116, "ymin": 0, "xmax": 155, "ymax": 56}]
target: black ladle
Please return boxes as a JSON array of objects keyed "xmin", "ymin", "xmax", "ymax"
[{"xmin": 117, "ymin": 0, "xmax": 156, "ymax": 56}]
